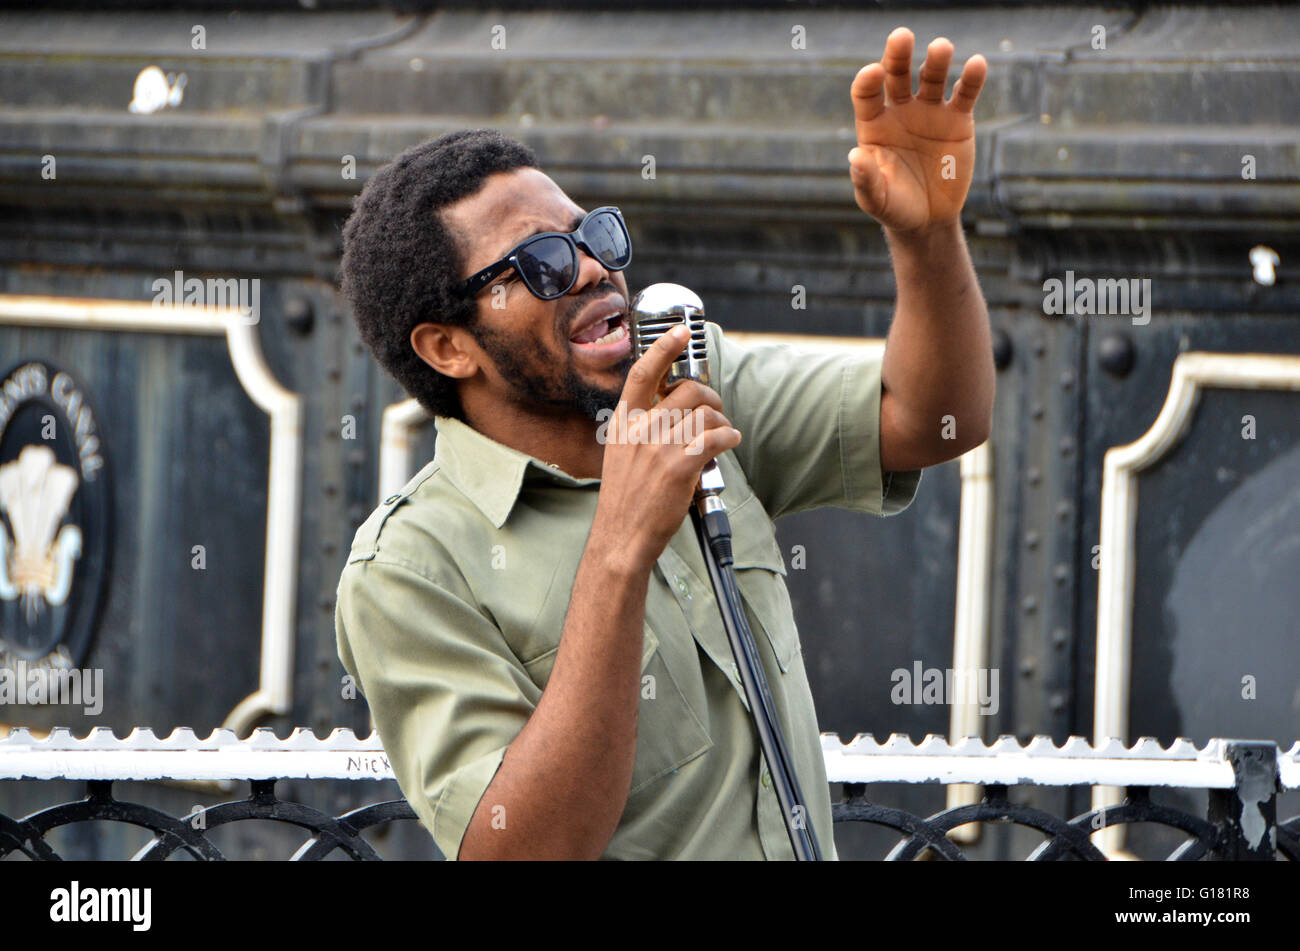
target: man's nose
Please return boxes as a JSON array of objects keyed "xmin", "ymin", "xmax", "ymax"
[{"xmin": 570, "ymin": 243, "xmax": 612, "ymax": 294}]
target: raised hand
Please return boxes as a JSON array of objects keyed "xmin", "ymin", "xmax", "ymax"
[{"xmin": 848, "ymin": 27, "xmax": 987, "ymax": 233}]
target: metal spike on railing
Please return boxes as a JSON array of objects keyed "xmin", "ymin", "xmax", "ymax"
[
  {"xmin": 1, "ymin": 727, "xmax": 1295, "ymax": 787},
  {"xmin": 820, "ymin": 732, "xmax": 1260, "ymax": 788},
  {"xmin": 0, "ymin": 725, "xmax": 392, "ymax": 781}
]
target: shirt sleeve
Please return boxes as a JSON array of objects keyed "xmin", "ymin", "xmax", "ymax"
[
  {"xmin": 709, "ymin": 321, "xmax": 922, "ymax": 519},
  {"xmin": 335, "ymin": 555, "xmax": 539, "ymax": 860}
]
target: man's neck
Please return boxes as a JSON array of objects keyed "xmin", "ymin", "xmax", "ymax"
[{"xmin": 463, "ymin": 399, "xmax": 605, "ymax": 479}]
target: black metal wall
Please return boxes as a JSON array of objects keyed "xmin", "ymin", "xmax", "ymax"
[{"xmin": 0, "ymin": 3, "xmax": 1296, "ymax": 859}]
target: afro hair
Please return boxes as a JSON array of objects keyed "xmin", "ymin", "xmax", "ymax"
[{"xmin": 339, "ymin": 128, "xmax": 540, "ymax": 420}]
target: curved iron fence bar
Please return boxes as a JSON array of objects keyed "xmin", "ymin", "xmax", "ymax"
[
  {"xmin": 291, "ymin": 800, "xmax": 419, "ymax": 861},
  {"xmin": 0, "ymin": 811, "xmax": 60, "ymax": 860},
  {"xmin": 15, "ymin": 781, "xmax": 223, "ymax": 861},
  {"xmin": 1166, "ymin": 838, "xmax": 1214, "ymax": 861},
  {"xmin": 134, "ymin": 781, "xmax": 381, "ymax": 861},
  {"xmin": 886, "ymin": 792, "xmax": 1106, "ymax": 861},
  {"xmin": 335, "ymin": 799, "xmax": 419, "ymax": 829},
  {"xmin": 1029, "ymin": 802, "xmax": 1219, "ymax": 861},
  {"xmin": 833, "ymin": 794, "xmax": 968, "ymax": 861}
]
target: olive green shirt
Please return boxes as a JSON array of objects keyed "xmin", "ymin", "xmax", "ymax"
[{"xmin": 335, "ymin": 322, "xmax": 920, "ymax": 860}]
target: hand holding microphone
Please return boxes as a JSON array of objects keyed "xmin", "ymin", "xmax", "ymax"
[{"xmin": 591, "ymin": 294, "xmax": 740, "ymax": 576}]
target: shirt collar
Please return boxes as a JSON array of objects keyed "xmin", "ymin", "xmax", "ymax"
[{"xmin": 432, "ymin": 415, "xmax": 598, "ymax": 528}]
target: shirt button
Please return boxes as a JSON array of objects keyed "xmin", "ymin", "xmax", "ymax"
[
  {"xmin": 761, "ymin": 769, "xmax": 772, "ymax": 788},
  {"xmin": 674, "ymin": 576, "xmax": 691, "ymax": 600},
  {"xmin": 383, "ymin": 494, "xmax": 400, "ymax": 505}
]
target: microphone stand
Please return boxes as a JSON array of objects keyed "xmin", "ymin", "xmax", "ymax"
[{"xmin": 691, "ymin": 460, "xmax": 823, "ymax": 861}]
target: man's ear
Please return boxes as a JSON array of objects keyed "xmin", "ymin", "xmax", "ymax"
[{"xmin": 411, "ymin": 323, "xmax": 479, "ymax": 379}]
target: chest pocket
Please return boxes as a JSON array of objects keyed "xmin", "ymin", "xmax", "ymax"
[
  {"xmin": 521, "ymin": 620, "xmax": 712, "ymax": 796},
  {"xmin": 726, "ymin": 493, "xmax": 801, "ymax": 674}
]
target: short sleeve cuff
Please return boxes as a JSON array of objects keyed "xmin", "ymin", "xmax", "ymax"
[
  {"xmin": 839, "ymin": 355, "xmax": 922, "ymax": 517},
  {"xmin": 430, "ymin": 744, "xmax": 510, "ymax": 860}
]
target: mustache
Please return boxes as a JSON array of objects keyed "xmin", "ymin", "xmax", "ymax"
[{"xmin": 557, "ymin": 280, "xmax": 622, "ymax": 339}]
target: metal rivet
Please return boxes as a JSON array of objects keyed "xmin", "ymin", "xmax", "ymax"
[
  {"xmin": 992, "ymin": 328, "xmax": 1013, "ymax": 371},
  {"xmin": 1098, "ymin": 333, "xmax": 1136, "ymax": 377},
  {"xmin": 1053, "ymin": 564, "xmax": 1070, "ymax": 584},
  {"xmin": 284, "ymin": 297, "xmax": 314, "ymax": 336},
  {"xmin": 1020, "ymin": 657, "xmax": 1035, "ymax": 677},
  {"xmin": 1060, "ymin": 437, "xmax": 1075, "ymax": 457},
  {"xmin": 1025, "ymin": 531, "xmax": 1040, "ymax": 550},
  {"xmin": 1030, "ymin": 403, "xmax": 1044, "ymax": 420},
  {"xmin": 1051, "ymin": 627, "xmax": 1069, "ymax": 648},
  {"xmin": 1027, "ymin": 467, "xmax": 1041, "ymax": 486},
  {"xmin": 1056, "ymin": 501, "xmax": 1072, "ymax": 520},
  {"xmin": 1022, "ymin": 596, "xmax": 1037, "ymax": 614}
]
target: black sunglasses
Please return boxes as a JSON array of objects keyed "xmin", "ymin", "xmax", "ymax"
[{"xmin": 459, "ymin": 206, "xmax": 632, "ymax": 301}]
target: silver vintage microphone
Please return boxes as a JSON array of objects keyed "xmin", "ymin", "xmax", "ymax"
[
  {"xmin": 627, "ymin": 282, "xmax": 710, "ymax": 386},
  {"xmin": 627, "ymin": 282, "xmax": 726, "ymax": 515}
]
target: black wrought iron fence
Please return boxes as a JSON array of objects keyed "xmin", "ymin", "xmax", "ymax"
[{"xmin": 1, "ymin": 728, "xmax": 1295, "ymax": 860}]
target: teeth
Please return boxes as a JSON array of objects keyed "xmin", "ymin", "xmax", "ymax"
[
  {"xmin": 573, "ymin": 313, "xmax": 625, "ymax": 346},
  {"xmin": 593, "ymin": 323, "xmax": 626, "ymax": 345}
]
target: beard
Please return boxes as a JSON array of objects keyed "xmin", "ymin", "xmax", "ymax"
[{"xmin": 469, "ymin": 316, "xmax": 634, "ymax": 422}]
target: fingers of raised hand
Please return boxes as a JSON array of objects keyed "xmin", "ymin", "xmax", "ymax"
[
  {"xmin": 947, "ymin": 54, "xmax": 988, "ymax": 113},
  {"xmin": 916, "ymin": 36, "xmax": 954, "ymax": 103},
  {"xmin": 851, "ymin": 62, "xmax": 886, "ymax": 125},
  {"xmin": 882, "ymin": 26, "xmax": 915, "ymax": 104}
]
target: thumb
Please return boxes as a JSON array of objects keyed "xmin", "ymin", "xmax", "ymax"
[{"xmin": 848, "ymin": 146, "xmax": 887, "ymax": 215}]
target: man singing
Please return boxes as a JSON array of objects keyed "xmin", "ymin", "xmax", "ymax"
[{"xmin": 335, "ymin": 27, "xmax": 992, "ymax": 860}]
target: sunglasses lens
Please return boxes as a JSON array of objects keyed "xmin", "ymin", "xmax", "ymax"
[
  {"xmin": 516, "ymin": 236, "xmax": 575, "ymax": 299},
  {"xmin": 510, "ymin": 211, "xmax": 631, "ymax": 299},
  {"xmin": 588, "ymin": 211, "xmax": 631, "ymax": 268}
]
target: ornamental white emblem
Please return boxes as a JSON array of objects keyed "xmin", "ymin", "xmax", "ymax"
[{"xmin": 0, "ymin": 444, "xmax": 83, "ymax": 623}]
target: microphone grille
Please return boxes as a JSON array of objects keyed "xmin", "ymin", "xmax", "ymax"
[{"xmin": 628, "ymin": 283, "xmax": 710, "ymax": 387}]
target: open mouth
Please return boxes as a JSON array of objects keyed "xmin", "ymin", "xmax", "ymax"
[{"xmin": 570, "ymin": 312, "xmax": 628, "ymax": 347}]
